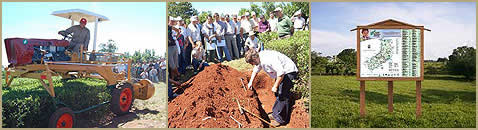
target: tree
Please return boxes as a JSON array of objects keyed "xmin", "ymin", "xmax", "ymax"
[
  {"xmin": 278, "ymin": 2, "xmax": 309, "ymax": 19},
  {"xmin": 198, "ymin": 11, "xmax": 211, "ymax": 24},
  {"xmin": 337, "ymin": 49, "xmax": 357, "ymax": 75},
  {"xmin": 437, "ymin": 57, "xmax": 448, "ymax": 62},
  {"xmin": 446, "ymin": 46, "xmax": 476, "ymax": 80},
  {"xmin": 238, "ymin": 8, "xmax": 250, "ymax": 16},
  {"xmin": 98, "ymin": 39, "xmax": 118, "ymax": 53},
  {"xmin": 250, "ymin": 3, "xmax": 263, "ymax": 17},
  {"xmin": 168, "ymin": 2, "xmax": 198, "ymax": 25},
  {"xmin": 311, "ymin": 51, "xmax": 329, "ymax": 75},
  {"xmin": 262, "ymin": 2, "xmax": 276, "ymax": 19}
]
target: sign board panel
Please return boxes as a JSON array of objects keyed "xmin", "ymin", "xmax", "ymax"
[{"xmin": 359, "ymin": 29, "xmax": 422, "ymax": 79}]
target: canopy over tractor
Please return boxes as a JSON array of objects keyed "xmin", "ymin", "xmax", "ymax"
[{"xmin": 52, "ymin": 9, "xmax": 109, "ymax": 51}]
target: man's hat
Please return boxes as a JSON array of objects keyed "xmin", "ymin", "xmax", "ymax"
[
  {"xmin": 273, "ymin": 7, "xmax": 282, "ymax": 12},
  {"xmin": 294, "ymin": 9, "xmax": 302, "ymax": 16},
  {"xmin": 80, "ymin": 18, "xmax": 87, "ymax": 25},
  {"xmin": 176, "ymin": 16, "xmax": 183, "ymax": 21},
  {"xmin": 245, "ymin": 12, "xmax": 250, "ymax": 16},
  {"xmin": 248, "ymin": 31, "xmax": 255, "ymax": 36},
  {"xmin": 190, "ymin": 16, "xmax": 198, "ymax": 22},
  {"xmin": 169, "ymin": 16, "xmax": 177, "ymax": 21}
]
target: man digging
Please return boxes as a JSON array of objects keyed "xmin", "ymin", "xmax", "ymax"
[{"xmin": 245, "ymin": 49, "xmax": 298, "ymax": 127}]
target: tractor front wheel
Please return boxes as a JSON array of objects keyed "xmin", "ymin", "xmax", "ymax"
[
  {"xmin": 49, "ymin": 107, "xmax": 75, "ymax": 128},
  {"xmin": 110, "ymin": 82, "xmax": 135, "ymax": 115}
]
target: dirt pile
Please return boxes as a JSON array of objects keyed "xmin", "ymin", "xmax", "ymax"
[
  {"xmin": 168, "ymin": 64, "xmax": 270, "ymax": 128},
  {"xmin": 168, "ymin": 64, "xmax": 309, "ymax": 128}
]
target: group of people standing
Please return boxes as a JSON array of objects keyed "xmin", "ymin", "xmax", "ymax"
[
  {"xmin": 131, "ymin": 59, "xmax": 167, "ymax": 83},
  {"xmin": 167, "ymin": 7, "xmax": 307, "ymax": 127},
  {"xmin": 168, "ymin": 7, "xmax": 308, "ymax": 81}
]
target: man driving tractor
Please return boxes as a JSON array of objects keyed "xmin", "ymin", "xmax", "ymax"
[{"xmin": 58, "ymin": 18, "xmax": 90, "ymax": 53}]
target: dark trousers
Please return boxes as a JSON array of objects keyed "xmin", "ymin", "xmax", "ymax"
[
  {"xmin": 178, "ymin": 48, "xmax": 186, "ymax": 74},
  {"xmin": 272, "ymin": 72, "xmax": 297, "ymax": 124},
  {"xmin": 206, "ymin": 50, "xmax": 217, "ymax": 63},
  {"xmin": 168, "ymin": 82, "xmax": 173, "ymax": 99},
  {"xmin": 192, "ymin": 58, "xmax": 209, "ymax": 72},
  {"xmin": 185, "ymin": 44, "xmax": 193, "ymax": 66},
  {"xmin": 241, "ymin": 34, "xmax": 249, "ymax": 55}
]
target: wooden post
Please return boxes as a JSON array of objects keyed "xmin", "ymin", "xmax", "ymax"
[
  {"xmin": 360, "ymin": 81, "xmax": 366, "ymax": 117},
  {"xmin": 388, "ymin": 81, "xmax": 393, "ymax": 113},
  {"xmin": 416, "ymin": 81, "xmax": 422, "ymax": 118}
]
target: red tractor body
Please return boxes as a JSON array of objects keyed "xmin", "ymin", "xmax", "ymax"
[{"xmin": 4, "ymin": 38, "xmax": 69, "ymax": 66}]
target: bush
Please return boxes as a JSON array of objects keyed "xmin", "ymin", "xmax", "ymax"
[
  {"xmin": 2, "ymin": 77, "xmax": 111, "ymax": 128},
  {"xmin": 424, "ymin": 62, "xmax": 448, "ymax": 75},
  {"xmin": 446, "ymin": 46, "xmax": 476, "ymax": 80},
  {"xmin": 259, "ymin": 31, "xmax": 310, "ymax": 98}
]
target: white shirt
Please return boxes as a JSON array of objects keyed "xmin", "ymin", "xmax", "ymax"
[
  {"xmin": 240, "ymin": 19, "xmax": 254, "ymax": 34},
  {"xmin": 172, "ymin": 29, "xmax": 181, "ymax": 53},
  {"xmin": 141, "ymin": 71, "xmax": 148, "ymax": 79},
  {"xmin": 213, "ymin": 21, "xmax": 226, "ymax": 37},
  {"xmin": 268, "ymin": 18, "xmax": 278, "ymax": 32},
  {"xmin": 245, "ymin": 37, "xmax": 259, "ymax": 50},
  {"xmin": 252, "ymin": 50, "xmax": 298, "ymax": 79},
  {"xmin": 226, "ymin": 20, "xmax": 236, "ymax": 35},
  {"xmin": 234, "ymin": 20, "xmax": 241, "ymax": 35},
  {"xmin": 252, "ymin": 18, "xmax": 259, "ymax": 28},
  {"xmin": 217, "ymin": 39, "xmax": 226, "ymax": 47},
  {"xmin": 160, "ymin": 61, "xmax": 167, "ymax": 69},
  {"xmin": 188, "ymin": 23, "xmax": 201, "ymax": 42},
  {"xmin": 175, "ymin": 25, "xmax": 189, "ymax": 38},
  {"xmin": 202, "ymin": 22, "xmax": 217, "ymax": 50},
  {"xmin": 149, "ymin": 68, "xmax": 157, "ymax": 76},
  {"xmin": 293, "ymin": 17, "xmax": 305, "ymax": 29},
  {"xmin": 191, "ymin": 47, "xmax": 205, "ymax": 61},
  {"xmin": 142, "ymin": 64, "xmax": 148, "ymax": 71}
]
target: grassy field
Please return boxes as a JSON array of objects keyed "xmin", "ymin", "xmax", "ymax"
[{"xmin": 311, "ymin": 75, "xmax": 476, "ymax": 128}]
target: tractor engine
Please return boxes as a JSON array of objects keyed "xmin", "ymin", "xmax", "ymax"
[{"xmin": 4, "ymin": 38, "xmax": 71, "ymax": 66}]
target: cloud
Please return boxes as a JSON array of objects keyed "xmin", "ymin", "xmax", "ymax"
[{"xmin": 311, "ymin": 29, "xmax": 354, "ymax": 55}]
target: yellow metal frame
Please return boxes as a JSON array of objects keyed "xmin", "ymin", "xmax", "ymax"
[{"xmin": 4, "ymin": 45, "xmax": 133, "ymax": 97}]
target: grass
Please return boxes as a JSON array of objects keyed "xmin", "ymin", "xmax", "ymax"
[
  {"xmin": 221, "ymin": 58, "xmax": 253, "ymax": 71},
  {"xmin": 311, "ymin": 75, "xmax": 476, "ymax": 128}
]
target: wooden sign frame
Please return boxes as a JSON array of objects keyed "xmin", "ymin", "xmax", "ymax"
[
  {"xmin": 351, "ymin": 19, "xmax": 429, "ymax": 81},
  {"xmin": 350, "ymin": 19, "xmax": 430, "ymax": 118}
]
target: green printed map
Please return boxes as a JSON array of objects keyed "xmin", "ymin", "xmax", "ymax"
[{"xmin": 360, "ymin": 29, "xmax": 421, "ymax": 78}]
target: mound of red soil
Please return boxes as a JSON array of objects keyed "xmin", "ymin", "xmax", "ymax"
[
  {"xmin": 288, "ymin": 100, "xmax": 309, "ymax": 128},
  {"xmin": 168, "ymin": 64, "xmax": 270, "ymax": 128},
  {"xmin": 169, "ymin": 64, "xmax": 309, "ymax": 128}
]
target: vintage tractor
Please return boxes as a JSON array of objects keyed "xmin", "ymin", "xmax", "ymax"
[{"xmin": 3, "ymin": 9, "xmax": 155, "ymax": 128}]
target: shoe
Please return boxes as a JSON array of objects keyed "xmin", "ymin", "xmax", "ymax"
[
  {"xmin": 268, "ymin": 113, "xmax": 275, "ymax": 121},
  {"xmin": 270, "ymin": 120, "xmax": 281, "ymax": 127}
]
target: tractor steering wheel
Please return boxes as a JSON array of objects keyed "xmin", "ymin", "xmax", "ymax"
[{"xmin": 58, "ymin": 31, "xmax": 72, "ymax": 40}]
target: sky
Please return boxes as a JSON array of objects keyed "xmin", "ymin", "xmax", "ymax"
[
  {"xmin": 311, "ymin": 2, "xmax": 476, "ymax": 60},
  {"xmin": 192, "ymin": 2, "xmax": 260, "ymax": 15},
  {"xmin": 2, "ymin": 2, "xmax": 166, "ymax": 66}
]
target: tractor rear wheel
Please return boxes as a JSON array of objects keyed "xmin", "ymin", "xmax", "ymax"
[
  {"xmin": 49, "ymin": 107, "xmax": 75, "ymax": 128},
  {"xmin": 110, "ymin": 82, "xmax": 135, "ymax": 115}
]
